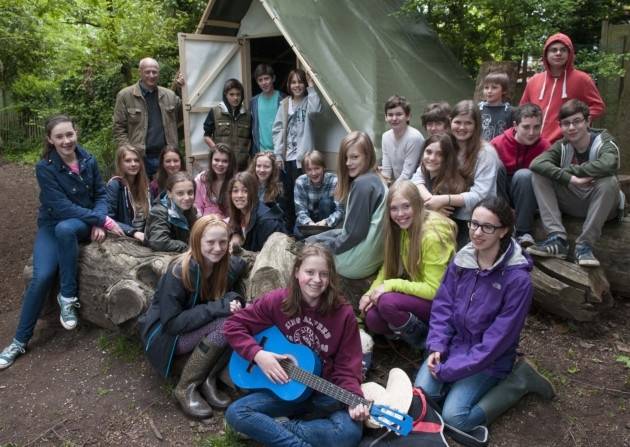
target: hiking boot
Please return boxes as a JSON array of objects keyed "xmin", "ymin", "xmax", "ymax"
[
  {"xmin": 57, "ymin": 294, "xmax": 80, "ymax": 330},
  {"xmin": 477, "ymin": 357, "xmax": 555, "ymax": 425},
  {"xmin": 574, "ymin": 244, "xmax": 600, "ymax": 267},
  {"xmin": 0, "ymin": 339, "xmax": 26, "ymax": 370},
  {"xmin": 516, "ymin": 233, "xmax": 535, "ymax": 248},
  {"xmin": 389, "ymin": 313, "xmax": 428, "ymax": 350},
  {"xmin": 526, "ymin": 234, "xmax": 568, "ymax": 259}
]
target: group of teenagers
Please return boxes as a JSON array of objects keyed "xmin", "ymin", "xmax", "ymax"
[{"xmin": 0, "ymin": 31, "xmax": 625, "ymax": 447}]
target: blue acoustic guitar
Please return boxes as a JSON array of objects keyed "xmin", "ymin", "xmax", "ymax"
[{"xmin": 229, "ymin": 325, "xmax": 413, "ymax": 436}]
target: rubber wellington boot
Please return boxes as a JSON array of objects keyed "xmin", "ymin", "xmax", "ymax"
[
  {"xmin": 200, "ymin": 346, "xmax": 232, "ymax": 409},
  {"xmin": 389, "ymin": 313, "xmax": 428, "ymax": 350},
  {"xmin": 173, "ymin": 340, "xmax": 216, "ymax": 419},
  {"xmin": 477, "ymin": 357, "xmax": 556, "ymax": 425}
]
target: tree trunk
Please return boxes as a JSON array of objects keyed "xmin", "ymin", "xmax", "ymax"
[
  {"xmin": 530, "ymin": 258, "xmax": 613, "ymax": 322},
  {"xmin": 533, "ymin": 215, "xmax": 630, "ymax": 299},
  {"xmin": 24, "ymin": 237, "xmax": 175, "ymax": 330},
  {"xmin": 245, "ymin": 232, "xmax": 297, "ymax": 300}
]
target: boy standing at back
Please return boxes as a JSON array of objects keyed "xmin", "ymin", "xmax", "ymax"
[
  {"xmin": 250, "ymin": 64, "xmax": 286, "ymax": 154},
  {"xmin": 380, "ymin": 95, "xmax": 425, "ymax": 183},
  {"xmin": 479, "ymin": 71, "xmax": 513, "ymax": 141}
]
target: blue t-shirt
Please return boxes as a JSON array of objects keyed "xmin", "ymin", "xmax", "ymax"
[{"xmin": 257, "ymin": 91, "xmax": 280, "ymax": 152}]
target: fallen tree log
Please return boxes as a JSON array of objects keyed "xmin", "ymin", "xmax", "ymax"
[
  {"xmin": 24, "ymin": 237, "xmax": 176, "ymax": 330},
  {"xmin": 533, "ymin": 215, "xmax": 630, "ymax": 299},
  {"xmin": 245, "ymin": 232, "xmax": 296, "ymax": 300},
  {"xmin": 530, "ymin": 258, "xmax": 613, "ymax": 322}
]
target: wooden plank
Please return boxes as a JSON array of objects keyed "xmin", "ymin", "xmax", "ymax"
[
  {"xmin": 195, "ymin": 0, "xmax": 216, "ymax": 34},
  {"xmin": 204, "ymin": 19, "xmax": 240, "ymax": 29}
]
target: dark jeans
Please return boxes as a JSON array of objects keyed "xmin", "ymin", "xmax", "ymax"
[
  {"xmin": 496, "ymin": 166, "xmax": 538, "ymax": 236},
  {"xmin": 144, "ymin": 154, "xmax": 160, "ymax": 179},
  {"xmin": 15, "ymin": 219, "xmax": 90, "ymax": 343},
  {"xmin": 226, "ymin": 392, "xmax": 362, "ymax": 447}
]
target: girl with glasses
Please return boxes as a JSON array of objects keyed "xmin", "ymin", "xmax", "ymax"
[{"xmin": 414, "ymin": 196, "xmax": 551, "ymax": 442}]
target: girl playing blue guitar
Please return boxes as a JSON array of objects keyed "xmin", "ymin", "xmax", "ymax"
[{"xmin": 224, "ymin": 243, "xmax": 369, "ymax": 446}]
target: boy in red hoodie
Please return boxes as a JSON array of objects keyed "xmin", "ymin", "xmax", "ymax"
[
  {"xmin": 492, "ymin": 104, "xmax": 550, "ymax": 246},
  {"xmin": 520, "ymin": 33, "xmax": 605, "ymax": 143}
]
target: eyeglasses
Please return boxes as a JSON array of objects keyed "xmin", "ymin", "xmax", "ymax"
[
  {"xmin": 559, "ymin": 117, "xmax": 586, "ymax": 128},
  {"xmin": 467, "ymin": 220, "xmax": 504, "ymax": 234}
]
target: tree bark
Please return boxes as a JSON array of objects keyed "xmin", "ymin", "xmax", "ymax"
[
  {"xmin": 245, "ymin": 232, "xmax": 297, "ymax": 300},
  {"xmin": 24, "ymin": 237, "xmax": 175, "ymax": 330}
]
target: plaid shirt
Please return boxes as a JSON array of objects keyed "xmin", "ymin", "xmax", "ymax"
[{"xmin": 294, "ymin": 172, "xmax": 345, "ymax": 227}]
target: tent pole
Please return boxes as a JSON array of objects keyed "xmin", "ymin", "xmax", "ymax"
[{"xmin": 258, "ymin": 0, "xmax": 352, "ymax": 133}]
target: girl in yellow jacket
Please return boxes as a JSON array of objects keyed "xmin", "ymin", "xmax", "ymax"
[{"xmin": 359, "ymin": 180, "xmax": 456, "ymax": 349}]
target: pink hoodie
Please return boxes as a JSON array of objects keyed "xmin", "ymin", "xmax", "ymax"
[{"xmin": 520, "ymin": 33, "xmax": 605, "ymax": 143}]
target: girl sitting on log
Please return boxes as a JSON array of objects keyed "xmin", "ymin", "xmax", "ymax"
[
  {"xmin": 228, "ymin": 171, "xmax": 288, "ymax": 252},
  {"xmin": 194, "ymin": 143, "xmax": 236, "ymax": 219},
  {"xmin": 413, "ymin": 101, "xmax": 501, "ymax": 248},
  {"xmin": 308, "ymin": 131, "xmax": 387, "ymax": 279},
  {"xmin": 414, "ymin": 196, "xmax": 553, "ymax": 442},
  {"xmin": 106, "ymin": 144, "xmax": 151, "ymax": 242},
  {"xmin": 139, "ymin": 215, "xmax": 247, "ymax": 419},
  {"xmin": 359, "ymin": 180, "xmax": 456, "ymax": 351},
  {"xmin": 248, "ymin": 151, "xmax": 286, "ymax": 215},
  {"xmin": 149, "ymin": 146, "xmax": 184, "ymax": 202},
  {"xmin": 145, "ymin": 171, "xmax": 197, "ymax": 253},
  {"xmin": 224, "ymin": 243, "xmax": 369, "ymax": 445},
  {"xmin": 0, "ymin": 114, "xmax": 123, "ymax": 370},
  {"xmin": 293, "ymin": 150, "xmax": 344, "ymax": 237}
]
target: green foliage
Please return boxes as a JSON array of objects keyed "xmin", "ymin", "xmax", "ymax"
[
  {"xmin": 97, "ymin": 331, "xmax": 143, "ymax": 363},
  {"xmin": 196, "ymin": 428, "xmax": 248, "ymax": 447},
  {"xmin": 1, "ymin": 0, "xmax": 206, "ymax": 166},
  {"xmin": 575, "ymin": 49, "xmax": 630, "ymax": 80},
  {"xmin": 400, "ymin": 0, "xmax": 628, "ymax": 75},
  {"xmin": 616, "ymin": 355, "xmax": 630, "ymax": 369}
]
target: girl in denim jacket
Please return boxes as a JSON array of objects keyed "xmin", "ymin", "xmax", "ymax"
[{"xmin": 0, "ymin": 115, "xmax": 123, "ymax": 370}]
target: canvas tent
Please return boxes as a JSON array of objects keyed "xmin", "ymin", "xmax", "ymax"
[{"xmin": 178, "ymin": 0, "xmax": 472, "ymax": 172}]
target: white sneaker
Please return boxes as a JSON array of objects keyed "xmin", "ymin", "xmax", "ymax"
[
  {"xmin": 517, "ymin": 233, "xmax": 535, "ymax": 248},
  {"xmin": 0, "ymin": 339, "xmax": 26, "ymax": 370},
  {"xmin": 57, "ymin": 294, "xmax": 80, "ymax": 330}
]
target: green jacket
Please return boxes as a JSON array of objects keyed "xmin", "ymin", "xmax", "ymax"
[
  {"xmin": 529, "ymin": 128, "xmax": 620, "ymax": 186},
  {"xmin": 211, "ymin": 103, "xmax": 252, "ymax": 166},
  {"xmin": 368, "ymin": 211, "xmax": 456, "ymax": 299},
  {"xmin": 112, "ymin": 82, "xmax": 181, "ymax": 151},
  {"xmin": 144, "ymin": 202, "xmax": 197, "ymax": 253}
]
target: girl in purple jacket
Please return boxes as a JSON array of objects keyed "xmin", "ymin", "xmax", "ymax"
[{"xmin": 415, "ymin": 196, "xmax": 539, "ymax": 438}]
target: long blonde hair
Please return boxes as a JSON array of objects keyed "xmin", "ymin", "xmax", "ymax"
[
  {"xmin": 382, "ymin": 181, "xmax": 455, "ymax": 279},
  {"xmin": 114, "ymin": 144, "xmax": 149, "ymax": 215},
  {"xmin": 335, "ymin": 131, "xmax": 377, "ymax": 202},
  {"xmin": 176, "ymin": 215, "xmax": 229, "ymax": 301},
  {"xmin": 248, "ymin": 152, "xmax": 283, "ymax": 203}
]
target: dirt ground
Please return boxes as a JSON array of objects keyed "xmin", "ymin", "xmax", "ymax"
[{"xmin": 0, "ymin": 160, "xmax": 629, "ymax": 446}]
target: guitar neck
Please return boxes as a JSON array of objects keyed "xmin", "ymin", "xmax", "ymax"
[{"xmin": 282, "ymin": 361, "xmax": 369, "ymax": 408}]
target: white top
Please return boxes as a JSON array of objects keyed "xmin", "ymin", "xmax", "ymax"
[{"xmin": 381, "ymin": 126, "xmax": 425, "ymax": 182}]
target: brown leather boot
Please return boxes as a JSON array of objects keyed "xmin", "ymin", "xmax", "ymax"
[{"xmin": 200, "ymin": 346, "xmax": 232, "ymax": 409}]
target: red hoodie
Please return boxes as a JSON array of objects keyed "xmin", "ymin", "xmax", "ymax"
[
  {"xmin": 491, "ymin": 127, "xmax": 550, "ymax": 176},
  {"xmin": 520, "ymin": 33, "xmax": 605, "ymax": 143}
]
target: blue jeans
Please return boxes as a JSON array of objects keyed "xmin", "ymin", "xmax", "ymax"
[
  {"xmin": 225, "ymin": 391, "xmax": 363, "ymax": 447},
  {"xmin": 144, "ymin": 154, "xmax": 160, "ymax": 179},
  {"xmin": 15, "ymin": 219, "xmax": 90, "ymax": 343},
  {"xmin": 415, "ymin": 356, "xmax": 499, "ymax": 432}
]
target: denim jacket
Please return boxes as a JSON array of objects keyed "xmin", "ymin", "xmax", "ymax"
[{"xmin": 36, "ymin": 145, "xmax": 108, "ymax": 228}]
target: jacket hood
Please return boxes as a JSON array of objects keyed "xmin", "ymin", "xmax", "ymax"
[
  {"xmin": 221, "ymin": 92, "xmax": 245, "ymax": 118},
  {"xmin": 454, "ymin": 238, "xmax": 533, "ymax": 274},
  {"xmin": 542, "ymin": 33, "xmax": 575, "ymax": 73},
  {"xmin": 537, "ymin": 33, "xmax": 575, "ymax": 102}
]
